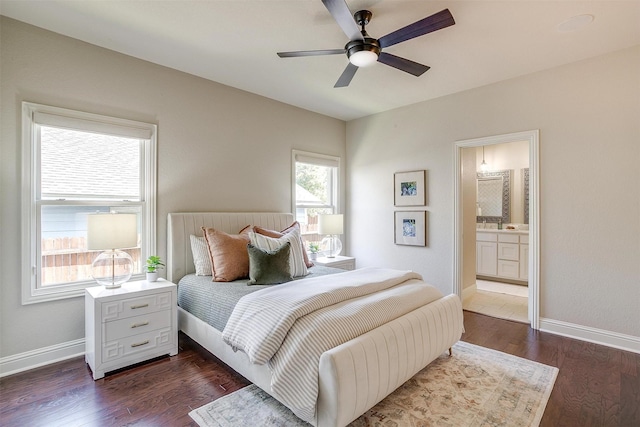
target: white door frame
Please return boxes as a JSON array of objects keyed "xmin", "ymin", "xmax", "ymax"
[{"xmin": 453, "ymin": 130, "xmax": 540, "ymax": 329}]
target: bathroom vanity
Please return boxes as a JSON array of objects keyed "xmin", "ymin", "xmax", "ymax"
[{"xmin": 476, "ymin": 230, "xmax": 528, "ymax": 283}]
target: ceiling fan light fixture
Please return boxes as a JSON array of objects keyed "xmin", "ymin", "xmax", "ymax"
[
  {"xmin": 346, "ymin": 37, "xmax": 381, "ymax": 67},
  {"xmin": 349, "ymin": 49, "xmax": 378, "ymax": 67}
]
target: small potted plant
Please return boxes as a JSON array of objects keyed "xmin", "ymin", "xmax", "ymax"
[
  {"xmin": 308, "ymin": 242, "xmax": 320, "ymax": 260},
  {"xmin": 145, "ymin": 255, "xmax": 165, "ymax": 282}
]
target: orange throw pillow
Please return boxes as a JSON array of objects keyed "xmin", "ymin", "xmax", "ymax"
[{"xmin": 201, "ymin": 227, "xmax": 251, "ymax": 282}]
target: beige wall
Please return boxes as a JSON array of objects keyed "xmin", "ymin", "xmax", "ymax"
[
  {"xmin": 347, "ymin": 45, "xmax": 640, "ymax": 338},
  {"xmin": 0, "ymin": 18, "xmax": 345, "ymax": 358}
]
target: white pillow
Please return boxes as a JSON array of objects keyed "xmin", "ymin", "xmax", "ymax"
[
  {"xmin": 249, "ymin": 228, "xmax": 308, "ymax": 277},
  {"xmin": 190, "ymin": 234, "xmax": 212, "ymax": 276}
]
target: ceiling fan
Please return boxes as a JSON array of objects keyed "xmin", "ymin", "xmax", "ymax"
[{"xmin": 277, "ymin": 0, "xmax": 455, "ymax": 88}]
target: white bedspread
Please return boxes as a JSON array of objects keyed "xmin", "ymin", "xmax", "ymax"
[{"xmin": 222, "ymin": 267, "xmax": 445, "ymax": 423}]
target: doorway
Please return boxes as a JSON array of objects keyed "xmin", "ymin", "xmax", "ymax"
[
  {"xmin": 465, "ymin": 279, "xmax": 529, "ymax": 323},
  {"xmin": 453, "ymin": 130, "xmax": 540, "ymax": 329}
]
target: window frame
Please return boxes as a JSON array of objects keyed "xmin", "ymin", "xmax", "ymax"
[
  {"xmin": 21, "ymin": 102, "xmax": 157, "ymax": 304},
  {"xmin": 291, "ymin": 149, "xmax": 341, "ymax": 215}
]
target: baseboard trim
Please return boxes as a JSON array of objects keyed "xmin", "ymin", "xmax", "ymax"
[
  {"xmin": 539, "ymin": 318, "xmax": 640, "ymax": 355},
  {"xmin": 462, "ymin": 284, "xmax": 477, "ymax": 302},
  {"xmin": 2, "ymin": 319, "xmax": 637, "ymax": 377},
  {"xmin": 0, "ymin": 338, "xmax": 85, "ymax": 378}
]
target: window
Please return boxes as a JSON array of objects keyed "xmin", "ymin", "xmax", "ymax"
[
  {"xmin": 22, "ymin": 102, "xmax": 157, "ymax": 304},
  {"xmin": 292, "ymin": 150, "xmax": 340, "ymax": 251}
]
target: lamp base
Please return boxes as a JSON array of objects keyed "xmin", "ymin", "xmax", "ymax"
[
  {"xmin": 320, "ymin": 236, "xmax": 342, "ymax": 258},
  {"xmin": 92, "ymin": 249, "xmax": 133, "ymax": 288}
]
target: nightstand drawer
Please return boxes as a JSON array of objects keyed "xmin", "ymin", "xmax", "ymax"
[
  {"xmin": 104, "ymin": 309, "xmax": 172, "ymax": 342},
  {"xmin": 102, "ymin": 291, "xmax": 172, "ymax": 322},
  {"xmin": 102, "ymin": 327, "xmax": 174, "ymax": 362}
]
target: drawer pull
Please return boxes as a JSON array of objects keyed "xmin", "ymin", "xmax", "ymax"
[
  {"xmin": 131, "ymin": 321, "xmax": 149, "ymax": 329},
  {"xmin": 130, "ymin": 303, "xmax": 149, "ymax": 309},
  {"xmin": 131, "ymin": 340, "xmax": 150, "ymax": 348}
]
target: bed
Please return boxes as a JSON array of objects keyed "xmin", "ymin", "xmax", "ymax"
[{"xmin": 167, "ymin": 212, "xmax": 463, "ymax": 427}]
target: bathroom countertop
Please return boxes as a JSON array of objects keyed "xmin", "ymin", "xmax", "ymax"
[{"xmin": 476, "ymin": 228, "xmax": 528, "ymax": 234}]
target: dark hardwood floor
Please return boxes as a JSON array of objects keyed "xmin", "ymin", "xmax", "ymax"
[{"xmin": 1, "ymin": 311, "xmax": 638, "ymax": 427}]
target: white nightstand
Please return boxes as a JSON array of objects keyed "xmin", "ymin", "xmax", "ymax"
[
  {"xmin": 85, "ymin": 278, "xmax": 178, "ymax": 380},
  {"xmin": 313, "ymin": 255, "xmax": 356, "ymax": 270}
]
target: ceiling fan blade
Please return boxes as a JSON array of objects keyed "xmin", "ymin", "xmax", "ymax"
[
  {"xmin": 322, "ymin": 0, "xmax": 363, "ymax": 41},
  {"xmin": 334, "ymin": 63, "xmax": 358, "ymax": 87},
  {"xmin": 378, "ymin": 8, "xmax": 455, "ymax": 48},
  {"xmin": 377, "ymin": 52, "xmax": 430, "ymax": 76},
  {"xmin": 278, "ymin": 49, "xmax": 345, "ymax": 58}
]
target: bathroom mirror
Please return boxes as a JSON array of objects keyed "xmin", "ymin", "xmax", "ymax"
[{"xmin": 477, "ymin": 170, "xmax": 511, "ymax": 224}]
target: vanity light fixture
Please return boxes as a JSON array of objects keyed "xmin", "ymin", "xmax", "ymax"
[{"xmin": 480, "ymin": 146, "xmax": 489, "ymax": 172}]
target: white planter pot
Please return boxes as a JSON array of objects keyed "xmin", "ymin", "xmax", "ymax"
[{"xmin": 146, "ymin": 272, "xmax": 158, "ymax": 282}]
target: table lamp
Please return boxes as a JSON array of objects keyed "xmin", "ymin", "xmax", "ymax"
[
  {"xmin": 87, "ymin": 213, "xmax": 137, "ymax": 289},
  {"xmin": 318, "ymin": 214, "xmax": 343, "ymax": 258}
]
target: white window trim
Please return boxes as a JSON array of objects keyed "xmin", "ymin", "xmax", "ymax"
[
  {"xmin": 291, "ymin": 149, "xmax": 341, "ymax": 214},
  {"xmin": 21, "ymin": 102, "xmax": 157, "ymax": 304}
]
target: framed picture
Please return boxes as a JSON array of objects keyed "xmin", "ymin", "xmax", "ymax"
[
  {"xmin": 394, "ymin": 170, "xmax": 426, "ymax": 206},
  {"xmin": 394, "ymin": 211, "xmax": 427, "ymax": 246}
]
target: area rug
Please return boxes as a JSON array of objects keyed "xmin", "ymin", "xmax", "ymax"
[{"xmin": 190, "ymin": 341, "xmax": 558, "ymax": 427}]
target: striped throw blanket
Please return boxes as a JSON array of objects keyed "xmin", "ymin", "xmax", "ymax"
[{"xmin": 222, "ymin": 267, "xmax": 445, "ymax": 423}]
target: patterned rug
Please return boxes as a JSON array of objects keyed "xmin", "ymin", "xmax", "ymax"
[{"xmin": 190, "ymin": 341, "xmax": 558, "ymax": 427}]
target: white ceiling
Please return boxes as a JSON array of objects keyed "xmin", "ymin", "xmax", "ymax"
[{"xmin": 1, "ymin": 1, "xmax": 639, "ymax": 121}]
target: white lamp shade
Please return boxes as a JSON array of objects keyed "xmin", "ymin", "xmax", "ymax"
[
  {"xmin": 87, "ymin": 213, "xmax": 138, "ymax": 250},
  {"xmin": 318, "ymin": 214, "xmax": 343, "ymax": 235}
]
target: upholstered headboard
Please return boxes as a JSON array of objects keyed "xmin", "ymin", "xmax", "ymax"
[{"xmin": 166, "ymin": 212, "xmax": 295, "ymax": 283}]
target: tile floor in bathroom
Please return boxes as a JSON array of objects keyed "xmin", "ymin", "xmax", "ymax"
[{"xmin": 463, "ymin": 279, "xmax": 528, "ymax": 323}]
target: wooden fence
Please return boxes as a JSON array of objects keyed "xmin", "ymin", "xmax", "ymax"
[{"xmin": 41, "ymin": 237, "xmax": 141, "ymax": 286}]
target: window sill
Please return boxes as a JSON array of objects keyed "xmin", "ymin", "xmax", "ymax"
[{"xmin": 22, "ymin": 274, "xmax": 146, "ymax": 305}]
